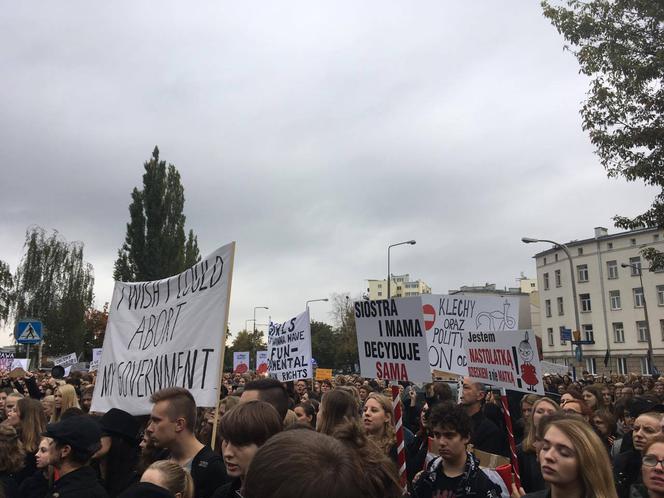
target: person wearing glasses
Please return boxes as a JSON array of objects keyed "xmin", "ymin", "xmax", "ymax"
[{"xmin": 637, "ymin": 436, "xmax": 664, "ymax": 498}]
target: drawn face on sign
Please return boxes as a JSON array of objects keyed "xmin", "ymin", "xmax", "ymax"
[{"xmin": 518, "ymin": 339, "xmax": 534, "ymax": 362}]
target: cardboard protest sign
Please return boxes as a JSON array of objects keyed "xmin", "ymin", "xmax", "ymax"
[
  {"xmin": 423, "ymin": 295, "xmax": 520, "ymax": 377},
  {"xmin": 315, "ymin": 368, "xmax": 333, "ymax": 381},
  {"xmin": 90, "ymin": 348, "xmax": 103, "ymax": 372},
  {"xmin": 53, "ymin": 353, "xmax": 78, "ymax": 368},
  {"xmin": 91, "ymin": 242, "xmax": 235, "ymax": 415},
  {"xmin": 256, "ymin": 351, "xmax": 269, "ymax": 375},
  {"xmin": 355, "ymin": 298, "xmax": 430, "ymax": 383},
  {"xmin": 11, "ymin": 358, "xmax": 29, "ymax": 371},
  {"xmin": 233, "ymin": 352, "xmax": 249, "ymax": 374},
  {"xmin": 465, "ymin": 329, "xmax": 544, "ymax": 394},
  {"xmin": 268, "ymin": 309, "xmax": 312, "ymax": 382},
  {"xmin": 0, "ymin": 352, "xmax": 15, "ymax": 371}
]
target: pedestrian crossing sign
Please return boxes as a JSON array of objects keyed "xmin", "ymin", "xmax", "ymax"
[{"xmin": 15, "ymin": 320, "xmax": 43, "ymax": 344}]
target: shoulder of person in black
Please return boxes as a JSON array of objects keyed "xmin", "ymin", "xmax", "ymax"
[
  {"xmin": 0, "ymin": 473, "xmax": 20, "ymax": 498},
  {"xmin": 48, "ymin": 466, "xmax": 108, "ymax": 498},
  {"xmin": 191, "ymin": 445, "xmax": 229, "ymax": 498},
  {"xmin": 614, "ymin": 449, "xmax": 643, "ymax": 498},
  {"xmin": 18, "ymin": 469, "xmax": 49, "ymax": 498},
  {"xmin": 470, "ymin": 411, "xmax": 508, "ymax": 456},
  {"xmin": 211, "ymin": 478, "xmax": 241, "ymax": 498}
]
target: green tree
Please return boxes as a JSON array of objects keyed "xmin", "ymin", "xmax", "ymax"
[
  {"xmin": 114, "ymin": 146, "xmax": 201, "ymax": 282},
  {"xmin": 542, "ymin": 0, "xmax": 664, "ymax": 267},
  {"xmin": 224, "ymin": 329, "xmax": 266, "ymax": 372},
  {"xmin": 0, "ymin": 260, "xmax": 12, "ymax": 325},
  {"xmin": 330, "ymin": 293, "xmax": 359, "ymax": 373},
  {"xmin": 82, "ymin": 303, "xmax": 109, "ymax": 358},
  {"xmin": 311, "ymin": 320, "xmax": 337, "ymax": 369},
  {"xmin": 13, "ymin": 227, "xmax": 94, "ymax": 356}
]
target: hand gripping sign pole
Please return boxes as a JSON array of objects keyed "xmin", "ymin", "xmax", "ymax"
[
  {"xmin": 500, "ymin": 388, "xmax": 521, "ymax": 490},
  {"xmin": 391, "ymin": 384, "xmax": 408, "ymax": 493},
  {"xmin": 210, "ymin": 242, "xmax": 236, "ymax": 451}
]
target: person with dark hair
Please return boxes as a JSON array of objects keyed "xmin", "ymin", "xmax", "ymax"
[
  {"xmin": 243, "ymin": 430, "xmax": 374, "ymax": 498},
  {"xmin": 294, "ymin": 401, "xmax": 317, "ymax": 428},
  {"xmin": 211, "ymin": 400, "xmax": 282, "ymax": 498},
  {"xmin": 0, "ymin": 425, "xmax": 25, "ymax": 498},
  {"xmin": 239, "ymin": 378, "xmax": 289, "ymax": 421},
  {"xmin": 93, "ymin": 408, "xmax": 141, "ymax": 497},
  {"xmin": 317, "ymin": 388, "xmax": 360, "ymax": 435},
  {"xmin": 461, "ymin": 378, "xmax": 506, "ymax": 456},
  {"xmin": 147, "ymin": 387, "xmax": 227, "ymax": 498},
  {"xmin": 43, "ymin": 415, "xmax": 108, "ymax": 497},
  {"xmin": 412, "ymin": 402, "xmax": 502, "ymax": 498}
]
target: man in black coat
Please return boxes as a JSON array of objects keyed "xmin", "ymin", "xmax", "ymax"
[
  {"xmin": 461, "ymin": 378, "xmax": 508, "ymax": 457},
  {"xmin": 43, "ymin": 415, "xmax": 108, "ymax": 498}
]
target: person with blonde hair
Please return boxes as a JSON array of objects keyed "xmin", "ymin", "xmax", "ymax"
[
  {"xmin": 138, "ymin": 460, "xmax": 194, "ymax": 498},
  {"xmin": 518, "ymin": 416, "xmax": 618, "ymax": 498},
  {"xmin": 51, "ymin": 384, "xmax": 80, "ymax": 423},
  {"xmin": 517, "ymin": 397, "xmax": 560, "ymax": 493},
  {"xmin": 363, "ymin": 392, "xmax": 416, "ymax": 481}
]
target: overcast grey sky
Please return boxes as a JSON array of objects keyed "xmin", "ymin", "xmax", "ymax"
[{"xmin": 0, "ymin": 1, "xmax": 653, "ymax": 345}]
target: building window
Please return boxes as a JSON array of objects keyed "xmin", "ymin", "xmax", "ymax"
[
  {"xmin": 629, "ymin": 256, "xmax": 642, "ymax": 275},
  {"xmin": 555, "ymin": 270, "xmax": 562, "ymax": 287},
  {"xmin": 585, "ymin": 357, "xmax": 597, "ymax": 375},
  {"xmin": 631, "ymin": 238, "xmax": 637, "ymax": 246},
  {"xmin": 617, "ymin": 357, "xmax": 627, "ymax": 375},
  {"xmin": 559, "ymin": 326, "xmax": 567, "ymax": 346},
  {"xmin": 583, "ymin": 324, "xmax": 594, "ymax": 342},
  {"xmin": 608, "ymin": 242, "xmax": 614, "ymax": 250},
  {"xmin": 543, "ymin": 257, "xmax": 547, "ymax": 265},
  {"xmin": 547, "ymin": 328, "xmax": 554, "ymax": 346},
  {"xmin": 545, "ymin": 299, "xmax": 552, "ymax": 318},
  {"xmin": 555, "ymin": 253, "xmax": 559, "ymax": 262},
  {"xmin": 577, "ymin": 264, "xmax": 589, "ymax": 282},
  {"xmin": 543, "ymin": 273, "xmax": 550, "ymax": 290},
  {"xmin": 578, "ymin": 247, "xmax": 584, "ymax": 256},
  {"xmin": 580, "ymin": 293, "xmax": 592, "ymax": 312},
  {"xmin": 655, "ymin": 234, "xmax": 660, "ymax": 242},
  {"xmin": 661, "ymin": 319, "xmax": 664, "ymax": 341},
  {"xmin": 377, "ymin": 292, "xmax": 382, "ymax": 297},
  {"xmin": 658, "ymin": 285, "xmax": 664, "ymax": 306},
  {"xmin": 607, "ymin": 260, "xmax": 618, "ymax": 279},
  {"xmin": 634, "ymin": 288, "xmax": 645, "ymax": 308},
  {"xmin": 377, "ymin": 283, "xmax": 382, "ymax": 288},
  {"xmin": 610, "ymin": 290, "xmax": 622, "ymax": 310},
  {"xmin": 641, "ymin": 356, "xmax": 651, "ymax": 375},
  {"xmin": 613, "ymin": 322, "xmax": 625, "ymax": 343},
  {"xmin": 557, "ymin": 297, "xmax": 564, "ymax": 316},
  {"xmin": 637, "ymin": 321, "xmax": 649, "ymax": 342}
]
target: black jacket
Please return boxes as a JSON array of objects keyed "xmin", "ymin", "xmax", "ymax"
[
  {"xmin": 46, "ymin": 466, "xmax": 108, "ymax": 498},
  {"xmin": 412, "ymin": 452, "xmax": 502, "ymax": 498},
  {"xmin": 18, "ymin": 470, "xmax": 49, "ymax": 498},
  {"xmin": 471, "ymin": 411, "xmax": 507, "ymax": 457},
  {"xmin": 516, "ymin": 444, "xmax": 545, "ymax": 493},
  {"xmin": 211, "ymin": 478, "xmax": 241, "ymax": 498},
  {"xmin": 614, "ymin": 449, "xmax": 642, "ymax": 498},
  {"xmin": 191, "ymin": 445, "xmax": 228, "ymax": 498}
]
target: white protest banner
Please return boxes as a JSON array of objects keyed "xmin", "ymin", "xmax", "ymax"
[
  {"xmin": 540, "ymin": 360, "xmax": 571, "ymax": 376},
  {"xmin": 91, "ymin": 242, "xmax": 235, "ymax": 415},
  {"xmin": 355, "ymin": 298, "xmax": 430, "ymax": 383},
  {"xmin": 268, "ymin": 309, "xmax": 312, "ymax": 382},
  {"xmin": 233, "ymin": 352, "xmax": 249, "ymax": 374},
  {"xmin": 256, "ymin": 351, "xmax": 269, "ymax": 375},
  {"xmin": 0, "ymin": 352, "xmax": 15, "ymax": 371},
  {"xmin": 11, "ymin": 358, "xmax": 29, "ymax": 371},
  {"xmin": 90, "ymin": 348, "xmax": 103, "ymax": 372},
  {"xmin": 423, "ymin": 295, "xmax": 521, "ymax": 376},
  {"xmin": 465, "ymin": 329, "xmax": 544, "ymax": 395},
  {"xmin": 53, "ymin": 353, "xmax": 78, "ymax": 368}
]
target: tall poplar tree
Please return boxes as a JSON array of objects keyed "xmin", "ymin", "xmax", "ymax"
[
  {"xmin": 114, "ymin": 146, "xmax": 200, "ymax": 282},
  {"xmin": 13, "ymin": 227, "xmax": 94, "ymax": 355}
]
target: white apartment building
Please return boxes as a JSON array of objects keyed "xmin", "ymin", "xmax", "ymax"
[
  {"xmin": 366, "ymin": 274, "xmax": 431, "ymax": 300},
  {"xmin": 532, "ymin": 227, "xmax": 664, "ymax": 375}
]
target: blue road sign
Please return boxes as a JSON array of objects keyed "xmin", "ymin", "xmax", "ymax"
[
  {"xmin": 561, "ymin": 328, "xmax": 572, "ymax": 341},
  {"xmin": 15, "ymin": 320, "xmax": 43, "ymax": 344}
]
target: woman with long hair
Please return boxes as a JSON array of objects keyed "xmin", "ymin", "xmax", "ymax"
[
  {"xmin": 51, "ymin": 384, "xmax": 79, "ymax": 423},
  {"xmin": 517, "ymin": 397, "xmax": 560, "ymax": 493},
  {"xmin": 582, "ymin": 385, "xmax": 606, "ymax": 414},
  {"xmin": 592, "ymin": 409, "xmax": 618, "ymax": 453},
  {"xmin": 520, "ymin": 416, "xmax": 618, "ymax": 498},
  {"xmin": 0, "ymin": 425, "xmax": 26, "ymax": 498},
  {"xmin": 294, "ymin": 400, "xmax": 317, "ymax": 428},
  {"xmin": 11, "ymin": 398, "xmax": 46, "ymax": 484},
  {"xmin": 317, "ymin": 388, "xmax": 360, "ymax": 435},
  {"xmin": 18, "ymin": 437, "xmax": 52, "ymax": 498}
]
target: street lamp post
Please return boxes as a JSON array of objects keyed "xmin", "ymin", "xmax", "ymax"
[
  {"xmin": 622, "ymin": 262, "xmax": 654, "ymax": 374},
  {"xmin": 306, "ymin": 298, "xmax": 329, "ymax": 310},
  {"xmin": 387, "ymin": 240, "xmax": 416, "ymax": 299},
  {"xmin": 253, "ymin": 306, "xmax": 269, "ymax": 334},
  {"xmin": 522, "ymin": 237, "xmax": 582, "ymax": 366}
]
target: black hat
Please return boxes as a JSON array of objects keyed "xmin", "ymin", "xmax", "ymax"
[
  {"xmin": 626, "ymin": 397, "xmax": 658, "ymax": 418},
  {"xmin": 118, "ymin": 482, "xmax": 175, "ymax": 498},
  {"xmin": 43, "ymin": 415, "xmax": 101, "ymax": 453},
  {"xmin": 99, "ymin": 408, "xmax": 140, "ymax": 443},
  {"xmin": 51, "ymin": 365, "xmax": 65, "ymax": 379}
]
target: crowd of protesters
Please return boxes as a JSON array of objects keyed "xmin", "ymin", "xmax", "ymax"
[{"xmin": 2, "ymin": 368, "xmax": 664, "ymax": 497}]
